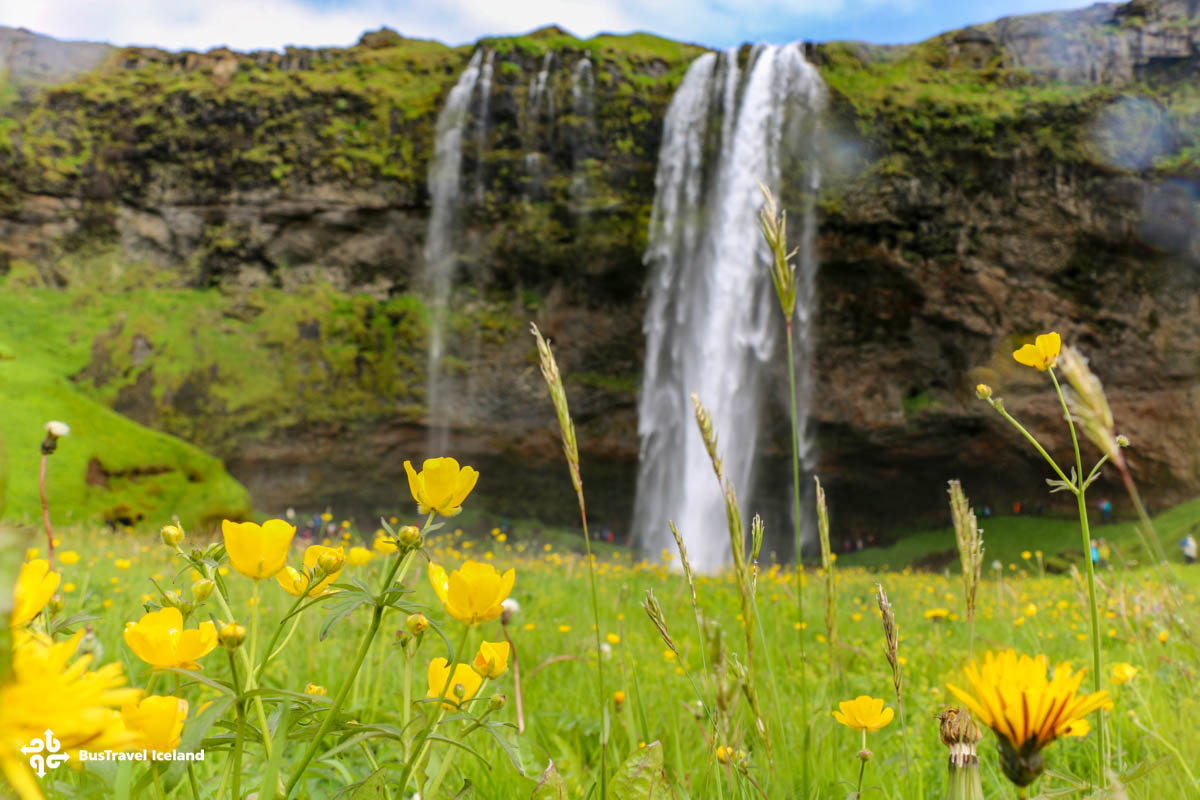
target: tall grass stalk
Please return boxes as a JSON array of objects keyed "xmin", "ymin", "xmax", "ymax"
[
  {"xmin": 530, "ymin": 323, "xmax": 609, "ymax": 798},
  {"xmin": 814, "ymin": 476, "xmax": 836, "ymax": 673},
  {"xmin": 757, "ymin": 181, "xmax": 810, "ymax": 796},
  {"xmin": 947, "ymin": 480, "xmax": 983, "ymax": 659},
  {"xmin": 691, "ymin": 392, "xmax": 772, "ymax": 763}
]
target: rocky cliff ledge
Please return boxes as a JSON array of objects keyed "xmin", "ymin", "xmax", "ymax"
[{"xmin": 0, "ymin": 2, "xmax": 1196, "ymax": 539}]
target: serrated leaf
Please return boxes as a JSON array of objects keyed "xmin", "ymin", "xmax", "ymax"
[
  {"xmin": 320, "ymin": 595, "xmax": 370, "ymax": 641},
  {"xmin": 610, "ymin": 742, "xmax": 675, "ymax": 800},
  {"xmin": 531, "ymin": 760, "xmax": 569, "ymax": 800},
  {"xmin": 348, "ymin": 766, "xmax": 390, "ymax": 800}
]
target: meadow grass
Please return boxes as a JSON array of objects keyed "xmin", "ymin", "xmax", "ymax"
[{"xmin": 7, "ymin": 505, "xmax": 1198, "ymax": 799}]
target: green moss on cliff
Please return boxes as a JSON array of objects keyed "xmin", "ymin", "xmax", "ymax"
[{"xmin": 0, "ymin": 268, "xmax": 251, "ymax": 528}]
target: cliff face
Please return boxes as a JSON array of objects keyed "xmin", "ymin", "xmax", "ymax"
[{"xmin": 0, "ymin": 3, "xmax": 1196, "ymax": 536}]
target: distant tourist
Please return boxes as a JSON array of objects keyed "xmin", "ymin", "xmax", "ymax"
[
  {"xmin": 1090, "ymin": 541, "xmax": 1100, "ymax": 565},
  {"xmin": 1097, "ymin": 538, "xmax": 1111, "ymax": 567},
  {"xmin": 982, "ymin": 505, "xmax": 991, "ymax": 517},
  {"xmin": 1100, "ymin": 499, "xmax": 1112, "ymax": 523},
  {"xmin": 1182, "ymin": 533, "xmax": 1198, "ymax": 565}
]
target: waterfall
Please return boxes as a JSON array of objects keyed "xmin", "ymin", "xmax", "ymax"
[
  {"xmin": 423, "ymin": 49, "xmax": 488, "ymax": 453},
  {"xmin": 633, "ymin": 44, "xmax": 825, "ymax": 572},
  {"xmin": 474, "ymin": 50, "xmax": 495, "ymax": 203},
  {"xmin": 528, "ymin": 51, "xmax": 556, "ymax": 123},
  {"xmin": 569, "ymin": 56, "xmax": 596, "ymax": 200}
]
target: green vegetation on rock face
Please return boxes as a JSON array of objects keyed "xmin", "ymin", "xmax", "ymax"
[{"xmin": 0, "ymin": 263, "xmax": 251, "ymax": 529}]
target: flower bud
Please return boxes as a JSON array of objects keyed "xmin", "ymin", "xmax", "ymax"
[
  {"xmin": 716, "ymin": 745, "xmax": 730, "ymax": 764},
  {"xmin": 975, "ymin": 383, "xmax": 992, "ymax": 400},
  {"xmin": 219, "ymin": 622, "xmax": 247, "ymax": 651},
  {"xmin": 397, "ymin": 525, "xmax": 422, "ymax": 549},
  {"xmin": 487, "ymin": 693, "xmax": 506, "ymax": 712},
  {"xmin": 857, "ymin": 748, "xmax": 873, "ymax": 763},
  {"xmin": 190, "ymin": 547, "xmax": 204, "ymax": 562},
  {"xmin": 613, "ymin": 690, "xmax": 626, "ymax": 709},
  {"xmin": 305, "ymin": 683, "xmax": 327, "ymax": 696},
  {"xmin": 501, "ymin": 597, "xmax": 520, "ymax": 625},
  {"xmin": 1116, "ymin": 434, "xmax": 1129, "ymax": 447},
  {"xmin": 161, "ymin": 525, "xmax": 184, "ymax": 547},
  {"xmin": 48, "ymin": 594, "xmax": 64, "ymax": 615},
  {"xmin": 453, "ymin": 682, "xmax": 467, "ymax": 701},
  {"xmin": 192, "ymin": 578, "xmax": 215, "ymax": 603},
  {"xmin": 41, "ymin": 421, "xmax": 69, "ymax": 455},
  {"xmin": 396, "ymin": 631, "xmax": 413, "ymax": 648},
  {"xmin": 406, "ymin": 613, "xmax": 430, "ymax": 635},
  {"xmin": 317, "ymin": 550, "xmax": 344, "ymax": 575}
]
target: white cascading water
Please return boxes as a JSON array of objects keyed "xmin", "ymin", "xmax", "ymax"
[
  {"xmin": 423, "ymin": 49, "xmax": 489, "ymax": 453},
  {"xmin": 633, "ymin": 44, "xmax": 824, "ymax": 572}
]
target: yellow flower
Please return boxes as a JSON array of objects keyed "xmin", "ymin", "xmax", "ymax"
[
  {"xmin": 1063, "ymin": 718, "xmax": 1090, "ymax": 737},
  {"xmin": 123, "ymin": 607, "xmax": 219, "ymax": 669},
  {"xmin": 924, "ymin": 608, "xmax": 950, "ymax": 621},
  {"xmin": 373, "ymin": 535, "xmax": 398, "ymax": 554},
  {"xmin": 405, "ymin": 458, "xmax": 479, "ymax": 517},
  {"xmin": 1021, "ymin": 551, "xmax": 1032, "ymax": 560},
  {"xmin": 946, "ymin": 650, "xmax": 1111, "ymax": 787},
  {"xmin": 222, "ymin": 519, "xmax": 296, "ymax": 579},
  {"xmin": 1157, "ymin": 630, "xmax": 1169, "ymax": 644},
  {"xmin": 346, "ymin": 546, "xmax": 373, "ymax": 566},
  {"xmin": 305, "ymin": 683, "xmax": 327, "ymax": 696},
  {"xmin": 58, "ymin": 550, "xmax": 80, "ymax": 565},
  {"xmin": 472, "ymin": 640, "xmax": 511, "ymax": 679},
  {"xmin": 122, "ymin": 695, "xmax": 188, "ymax": 752},
  {"xmin": 427, "ymin": 658, "xmax": 483, "ymax": 709},
  {"xmin": 1108, "ymin": 663, "xmax": 1139, "ymax": 686},
  {"xmin": 1023, "ymin": 603, "xmax": 1038, "ymax": 617},
  {"xmin": 1012, "ymin": 331, "xmax": 1061, "ymax": 371},
  {"xmin": 0, "ymin": 631, "xmax": 140, "ymax": 797},
  {"xmin": 406, "ymin": 613, "xmax": 430, "ymax": 634},
  {"xmin": 276, "ymin": 545, "xmax": 344, "ymax": 597},
  {"xmin": 428, "ymin": 560, "xmax": 515, "ymax": 625},
  {"xmin": 832, "ymin": 696, "xmax": 894, "ymax": 733},
  {"xmin": 606, "ymin": 633, "xmax": 621, "ymax": 645},
  {"xmin": 12, "ymin": 558, "xmax": 60, "ymax": 627},
  {"xmin": 558, "ymin": 624, "xmax": 571, "ymax": 633}
]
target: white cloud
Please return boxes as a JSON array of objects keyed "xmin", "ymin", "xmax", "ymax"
[{"xmin": 0, "ymin": 0, "xmax": 1099, "ymax": 52}]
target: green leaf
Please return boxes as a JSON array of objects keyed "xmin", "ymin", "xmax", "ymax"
[
  {"xmin": 531, "ymin": 760, "xmax": 569, "ymax": 800},
  {"xmin": 610, "ymin": 742, "xmax": 675, "ymax": 800},
  {"xmin": 160, "ymin": 667, "xmax": 235, "ymax": 696},
  {"xmin": 348, "ymin": 766, "xmax": 390, "ymax": 800},
  {"xmin": 258, "ymin": 700, "xmax": 293, "ymax": 799},
  {"xmin": 320, "ymin": 594, "xmax": 370, "ymax": 641},
  {"xmin": 49, "ymin": 611, "xmax": 98, "ymax": 636},
  {"xmin": 485, "ymin": 724, "xmax": 527, "ymax": 777}
]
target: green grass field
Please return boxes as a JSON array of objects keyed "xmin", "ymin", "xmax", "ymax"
[{"xmin": 5, "ymin": 496, "xmax": 1198, "ymax": 799}]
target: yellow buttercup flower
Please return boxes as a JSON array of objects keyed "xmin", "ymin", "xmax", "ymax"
[
  {"xmin": 472, "ymin": 640, "xmax": 511, "ymax": 679},
  {"xmin": 427, "ymin": 658, "xmax": 483, "ymax": 710},
  {"xmin": 1012, "ymin": 332, "xmax": 1061, "ymax": 371},
  {"xmin": 346, "ymin": 546, "xmax": 373, "ymax": 566},
  {"xmin": 946, "ymin": 650, "xmax": 1111, "ymax": 787},
  {"xmin": 1110, "ymin": 663, "xmax": 1139, "ymax": 685},
  {"xmin": 924, "ymin": 608, "xmax": 950, "ymax": 621},
  {"xmin": 11, "ymin": 558, "xmax": 60, "ymax": 627},
  {"xmin": 276, "ymin": 545, "xmax": 344, "ymax": 597},
  {"xmin": 832, "ymin": 696, "xmax": 894, "ymax": 733},
  {"xmin": 428, "ymin": 560, "xmax": 515, "ymax": 625},
  {"xmin": 405, "ymin": 458, "xmax": 479, "ymax": 517},
  {"xmin": 58, "ymin": 550, "xmax": 80, "ymax": 565},
  {"xmin": 123, "ymin": 607, "xmax": 219, "ymax": 669},
  {"xmin": 373, "ymin": 535, "xmax": 398, "ymax": 554},
  {"xmin": 0, "ymin": 630, "xmax": 140, "ymax": 798},
  {"xmin": 222, "ymin": 519, "xmax": 296, "ymax": 579},
  {"xmin": 305, "ymin": 683, "xmax": 327, "ymax": 696},
  {"xmin": 122, "ymin": 695, "xmax": 188, "ymax": 752}
]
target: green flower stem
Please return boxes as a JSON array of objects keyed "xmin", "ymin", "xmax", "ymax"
[
  {"xmin": 226, "ymin": 649, "xmax": 246, "ymax": 800},
  {"xmin": 992, "ymin": 401, "xmax": 1072, "ymax": 486},
  {"xmin": 283, "ymin": 543, "xmax": 418, "ymax": 798},
  {"xmin": 254, "ymin": 587, "xmax": 310, "ymax": 684},
  {"xmin": 785, "ymin": 318, "xmax": 810, "ymax": 797},
  {"xmin": 423, "ymin": 678, "xmax": 492, "ymax": 799},
  {"xmin": 1049, "ymin": 368, "xmax": 1106, "ymax": 788},
  {"xmin": 209, "ymin": 580, "xmax": 273, "ymax": 759},
  {"xmin": 402, "ymin": 641, "xmax": 413, "ymax": 759},
  {"xmin": 854, "ymin": 731, "xmax": 867, "ymax": 799},
  {"xmin": 399, "ymin": 623, "xmax": 472, "ymax": 792}
]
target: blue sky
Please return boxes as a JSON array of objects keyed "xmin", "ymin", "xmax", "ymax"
[{"xmin": 1, "ymin": 0, "xmax": 1097, "ymax": 52}]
